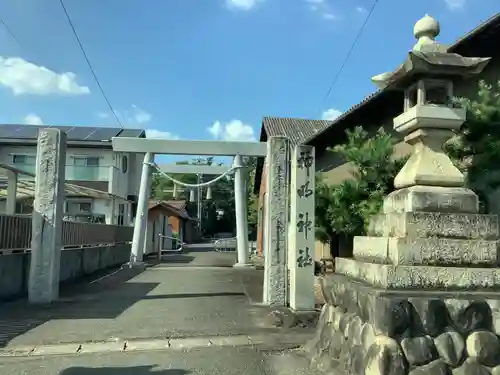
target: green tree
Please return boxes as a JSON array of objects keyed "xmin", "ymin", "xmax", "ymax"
[
  {"xmin": 446, "ymin": 80, "xmax": 500, "ymax": 204},
  {"xmin": 150, "ymin": 157, "xmax": 236, "ymax": 236},
  {"xmin": 314, "ymin": 174, "xmax": 336, "ymax": 243},
  {"xmin": 150, "ymin": 155, "xmax": 261, "ymax": 238},
  {"xmin": 244, "ymin": 157, "xmax": 259, "ymax": 239},
  {"xmin": 315, "ymin": 126, "xmax": 406, "ymax": 242}
]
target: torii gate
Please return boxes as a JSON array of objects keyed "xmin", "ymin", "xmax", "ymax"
[
  {"xmin": 111, "ymin": 136, "xmax": 316, "ymax": 311},
  {"xmin": 155, "ymin": 161, "xmax": 249, "ymax": 258}
]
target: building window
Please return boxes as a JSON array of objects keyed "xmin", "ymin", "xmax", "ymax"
[
  {"xmin": 65, "ymin": 201, "xmax": 92, "ymax": 213},
  {"xmin": 121, "ymin": 155, "xmax": 128, "ymax": 173},
  {"xmin": 16, "ymin": 200, "xmax": 33, "ymax": 214},
  {"xmin": 117, "ymin": 203, "xmax": 126, "ymax": 225},
  {"xmin": 73, "ymin": 156, "xmax": 99, "ymax": 167},
  {"xmin": 72, "ymin": 156, "xmax": 100, "ymax": 180},
  {"xmin": 12, "ymin": 154, "xmax": 36, "ymax": 174}
]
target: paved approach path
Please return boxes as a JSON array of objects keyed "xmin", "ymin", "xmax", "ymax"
[{"xmin": 0, "ymin": 246, "xmax": 320, "ymax": 375}]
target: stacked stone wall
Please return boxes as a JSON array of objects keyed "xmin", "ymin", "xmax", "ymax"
[{"xmin": 306, "ymin": 276, "xmax": 500, "ymax": 375}]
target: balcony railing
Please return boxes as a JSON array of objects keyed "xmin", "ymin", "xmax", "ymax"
[
  {"xmin": 65, "ymin": 165, "xmax": 112, "ymax": 181},
  {"xmin": 0, "ymin": 214, "xmax": 134, "ymax": 251},
  {"xmin": 10, "ymin": 164, "xmax": 116, "ymax": 182},
  {"xmin": 11, "ymin": 164, "xmax": 35, "ymax": 177}
]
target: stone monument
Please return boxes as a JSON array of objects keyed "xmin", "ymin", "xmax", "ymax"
[{"xmin": 306, "ymin": 15, "xmax": 500, "ymax": 375}]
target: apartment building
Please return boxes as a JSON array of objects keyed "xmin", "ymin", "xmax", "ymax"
[{"xmin": 0, "ymin": 125, "xmax": 146, "ymax": 225}]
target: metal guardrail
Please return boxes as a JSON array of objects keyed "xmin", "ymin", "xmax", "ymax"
[
  {"xmin": 0, "ymin": 214, "xmax": 134, "ymax": 254},
  {"xmin": 213, "ymin": 237, "xmax": 237, "ymax": 252},
  {"xmin": 213, "ymin": 238, "xmax": 257, "ymax": 254},
  {"xmin": 157, "ymin": 234, "xmax": 184, "ymax": 258}
]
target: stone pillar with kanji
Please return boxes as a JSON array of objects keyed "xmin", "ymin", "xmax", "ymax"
[
  {"xmin": 263, "ymin": 136, "xmax": 291, "ymax": 306},
  {"xmin": 305, "ymin": 15, "xmax": 500, "ymax": 375},
  {"xmin": 288, "ymin": 144, "xmax": 315, "ymax": 311}
]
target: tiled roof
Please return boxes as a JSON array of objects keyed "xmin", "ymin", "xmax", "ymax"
[
  {"xmin": 148, "ymin": 200, "xmax": 192, "ymax": 220},
  {"xmin": 165, "ymin": 200, "xmax": 192, "ymax": 220},
  {"xmin": 165, "ymin": 200, "xmax": 187, "ymax": 211},
  {"xmin": 253, "ymin": 12, "xmax": 500, "ymax": 194},
  {"xmin": 261, "ymin": 117, "xmax": 333, "ymax": 145},
  {"xmin": 303, "ymin": 12, "xmax": 500, "ymax": 145}
]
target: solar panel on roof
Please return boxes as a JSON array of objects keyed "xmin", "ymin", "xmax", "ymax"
[
  {"xmin": 85, "ymin": 127, "xmax": 121, "ymax": 141},
  {"xmin": 0, "ymin": 125, "xmax": 12, "ymax": 138},
  {"xmin": 118, "ymin": 129, "xmax": 144, "ymax": 138},
  {"xmin": 5, "ymin": 125, "xmax": 39, "ymax": 139},
  {"xmin": 51, "ymin": 126, "xmax": 73, "ymax": 133},
  {"xmin": 65, "ymin": 127, "xmax": 96, "ymax": 141}
]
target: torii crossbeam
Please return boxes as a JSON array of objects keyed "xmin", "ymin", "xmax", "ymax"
[{"xmin": 111, "ymin": 137, "xmax": 267, "ymax": 268}]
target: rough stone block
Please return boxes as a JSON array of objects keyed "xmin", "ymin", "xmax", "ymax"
[
  {"xmin": 353, "ymin": 236, "xmax": 498, "ymax": 266},
  {"xmin": 388, "ymin": 237, "xmax": 498, "ymax": 266},
  {"xmin": 322, "ymin": 274, "xmax": 500, "ymax": 336},
  {"xmin": 466, "ymin": 330, "xmax": 500, "ymax": 367},
  {"xmin": 368, "ymin": 211, "xmax": 498, "ymax": 240},
  {"xmin": 383, "ymin": 185, "xmax": 479, "ymax": 214},
  {"xmin": 335, "ymin": 258, "xmax": 500, "ymax": 289},
  {"xmin": 433, "ymin": 330, "xmax": 465, "ymax": 367},
  {"xmin": 353, "ymin": 236, "xmax": 389, "ymax": 263},
  {"xmin": 307, "ymin": 274, "xmax": 500, "ymax": 375}
]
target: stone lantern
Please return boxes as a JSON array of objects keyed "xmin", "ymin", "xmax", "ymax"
[
  {"xmin": 307, "ymin": 15, "xmax": 500, "ymax": 375},
  {"xmin": 372, "ymin": 14, "xmax": 490, "ymax": 198}
]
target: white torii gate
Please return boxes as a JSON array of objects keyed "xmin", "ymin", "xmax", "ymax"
[
  {"xmin": 111, "ymin": 138, "xmax": 266, "ymax": 269},
  {"xmin": 156, "ymin": 160, "xmax": 249, "ymax": 263},
  {"xmin": 112, "ymin": 136, "xmax": 316, "ymax": 311}
]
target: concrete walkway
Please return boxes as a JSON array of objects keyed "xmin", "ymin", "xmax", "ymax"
[{"xmin": 0, "ymin": 247, "xmax": 319, "ymax": 375}]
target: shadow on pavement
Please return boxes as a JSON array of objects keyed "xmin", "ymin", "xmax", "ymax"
[
  {"xmin": 179, "ymin": 246, "xmax": 216, "ymax": 253},
  {"xmin": 0, "ymin": 266, "xmax": 157, "ymax": 348},
  {"xmin": 151, "ymin": 255, "xmax": 195, "ymax": 264},
  {"xmin": 60, "ymin": 366, "xmax": 190, "ymax": 375},
  {"xmin": 140, "ymin": 291, "xmax": 245, "ymax": 299},
  {"xmin": 147, "ymin": 250, "xmax": 236, "ymax": 268},
  {"xmin": 240, "ymin": 269, "xmax": 264, "ymax": 304}
]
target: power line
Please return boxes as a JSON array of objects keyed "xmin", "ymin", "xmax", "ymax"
[
  {"xmin": 57, "ymin": 0, "xmax": 123, "ymax": 128},
  {"xmin": 0, "ymin": 18, "xmax": 21, "ymax": 46},
  {"xmin": 323, "ymin": 0, "xmax": 380, "ymax": 101}
]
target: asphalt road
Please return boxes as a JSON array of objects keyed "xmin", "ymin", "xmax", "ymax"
[
  {"xmin": 0, "ymin": 347, "xmax": 320, "ymax": 375},
  {"xmin": 0, "ymin": 249, "xmax": 320, "ymax": 374},
  {"xmin": 0, "ymin": 251, "xmax": 275, "ymax": 347}
]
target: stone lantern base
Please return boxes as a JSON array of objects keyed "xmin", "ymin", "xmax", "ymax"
[{"xmin": 304, "ymin": 186, "xmax": 500, "ymax": 375}]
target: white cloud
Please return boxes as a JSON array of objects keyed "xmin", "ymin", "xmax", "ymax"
[
  {"xmin": 146, "ymin": 129, "xmax": 180, "ymax": 139},
  {"xmin": 444, "ymin": 0, "xmax": 466, "ymax": 11},
  {"xmin": 98, "ymin": 105, "xmax": 152, "ymax": 126},
  {"xmin": 98, "ymin": 106, "xmax": 180, "ymax": 139},
  {"xmin": 207, "ymin": 119, "xmax": 256, "ymax": 142},
  {"xmin": 0, "ymin": 57, "xmax": 90, "ymax": 96},
  {"xmin": 24, "ymin": 114, "xmax": 44, "ymax": 125},
  {"xmin": 355, "ymin": 6, "xmax": 367, "ymax": 13},
  {"xmin": 226, "ymin": 0, "xmax": 264, "ymax": 11},
  {"xmin": 130, "ymin": 105, "xmax": 151, "ymax": 124},
  {"xmin": 305, "ymin": 0, "xmax": 340, "ymax": 21},
  {"xmin": 322, "ymin": 12, "xmax": 338, "ymax": 20},
  {"xmin": 322, "ymin": 108, "xmax": 342, "ymax": 121}
]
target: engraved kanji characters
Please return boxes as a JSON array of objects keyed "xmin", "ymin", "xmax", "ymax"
[
  {"xmin": 297, "ymin": 212, "xmax": 312, "ymax": 240},
  {"xmin": 297, "ymin": 247, "xmax": 313, "ymax": 267}
]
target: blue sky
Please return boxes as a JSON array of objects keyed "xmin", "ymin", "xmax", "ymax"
[{"xmin": 0, "ymin": 0, "xmax": 498, "ymax": 162}]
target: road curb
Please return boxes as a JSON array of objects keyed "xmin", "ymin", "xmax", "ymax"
[{"xmin": 0, "ymin": 332, "xmax": 314, "ymax": 358}]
